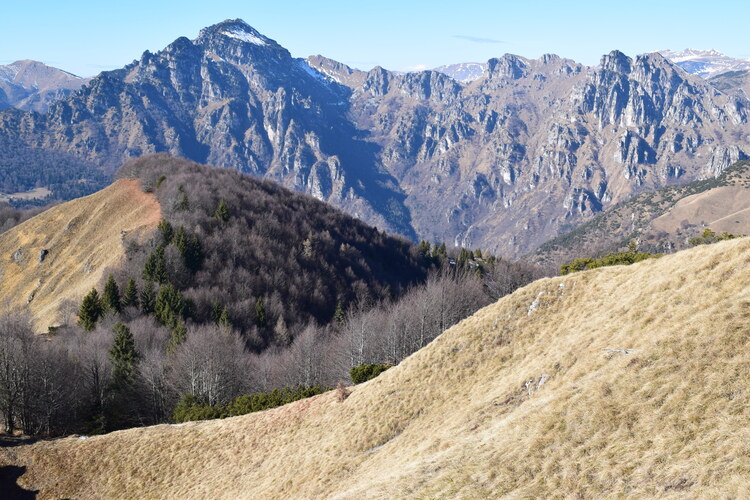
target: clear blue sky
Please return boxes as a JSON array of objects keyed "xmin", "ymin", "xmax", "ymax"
[{"xmin": 3, "ymin": 0, "xmax": 749, "ymax": 77}]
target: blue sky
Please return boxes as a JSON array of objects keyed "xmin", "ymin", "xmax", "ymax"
[{"xmin": 3, "ymin": 0, "xmax": 749, "ymax": 77}]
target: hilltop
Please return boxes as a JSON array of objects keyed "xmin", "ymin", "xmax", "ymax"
[
  {"xmin": 0, "ymin": 154, "xmax": 429, "ymax": 338},
  {"xmin": 0, "ymin": 178, "xmax": 160, "ymax": 331},
  {"xmin": 3, "ymin": 236, "xmax": 750, "ymax": 498},
  {"xmin": 531, "ymin": 159, "xmax": 750, "ymax": 268}
]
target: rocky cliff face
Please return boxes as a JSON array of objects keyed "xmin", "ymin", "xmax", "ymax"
[
  {"xmin": 2, "ymin": 20, "xmax": 749, "ymax": 257},
  {"xmin": 312, "ymin": 49, "xmax": 748, "ymax": 256}
]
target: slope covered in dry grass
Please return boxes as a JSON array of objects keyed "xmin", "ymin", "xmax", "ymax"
[
  {"xmin": 3, "ymin": 237, "xmax": 750, "ymax": 498},
  {"xmin": 0, "ymin": 179, "xmax": 160, "ymax": 331}
]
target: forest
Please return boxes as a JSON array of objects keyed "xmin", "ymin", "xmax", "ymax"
[{"xmin": 0, "ymin": 154, "xmax": 543, "ymax": 435}]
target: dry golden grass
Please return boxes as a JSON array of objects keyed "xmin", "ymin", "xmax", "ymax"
[
  {"xmin": 4, "ymin": 237, "xmax": 750, "ymax": 498},
  {"xmin": 0, "ymin": 179, "xmax": 160, "ymax": 331},
  {"xmin": 651, "ymin": 185, "xmax": 750, "ymax": 235}
]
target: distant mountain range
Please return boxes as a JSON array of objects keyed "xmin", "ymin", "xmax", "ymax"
[
  {"xmin": 1, "ymin": 21, "xmax": 749, "ymax": 257},
  {"xmin": 434, "ymin": 49, "xmax": 750, "ymax": 83},
  {"xmin": 656, "ymin": 49, "xmax": 750, "ymax": 78},
  {"xmin": 0, "ymin": 60, "xmax": 90, "ymax": 113}
]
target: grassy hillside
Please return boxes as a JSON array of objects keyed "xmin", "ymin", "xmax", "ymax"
[
  {"xmin": 4, "ymin": 237, "xmax": 750, "ymax": 498},
  {"xmin": 0, "ymin": 179, "xmax": 160, "ymax": 331},
  {"xmin": 530, "ymin": 159, "xmax": 750, "ymax": 268}
]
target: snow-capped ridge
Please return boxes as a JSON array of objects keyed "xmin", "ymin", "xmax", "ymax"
[{"xmin": 657, "ymin": 48, "xmax": 750, "ymax": 78}]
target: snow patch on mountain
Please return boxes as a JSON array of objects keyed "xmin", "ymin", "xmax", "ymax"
[
  {"xmin": 433, "ymin": 62, "xmax": 487, "ymax": 83},
  {"xmin": 222, "ymin": 28, "xmax": 268, "ymax": 46}
]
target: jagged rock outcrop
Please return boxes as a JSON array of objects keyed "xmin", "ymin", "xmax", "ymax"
[{"xmin": 2, "ymin": 21, "xmax": 749, "ymax": 257}]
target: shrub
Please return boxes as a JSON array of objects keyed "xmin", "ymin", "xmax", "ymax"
[{"xmin": 350, "ymin": 363, "xmax": 392, "ymax": 384}]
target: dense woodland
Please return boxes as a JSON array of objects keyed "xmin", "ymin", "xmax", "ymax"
[
  {"xmin": 0, "ymin": 154, "xmax": 544, "ymax": 435},
  {"xmin": 0, "ymin": 136, "xmax": 108, "ymax": 206}
]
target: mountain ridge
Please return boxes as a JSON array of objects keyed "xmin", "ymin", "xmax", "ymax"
[{"xmin": 1, "ymin": 20, "xmax": 749, "ymax": 256}]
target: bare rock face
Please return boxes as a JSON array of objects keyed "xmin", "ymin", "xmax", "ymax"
[{"xmin": 2, "ymin": 20, "xmax": 749, "ymax": 257}]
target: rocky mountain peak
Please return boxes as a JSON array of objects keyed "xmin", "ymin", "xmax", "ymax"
[
  {"xmin": 194, "ymin": 19, "xmax": 288, "ymax": 60},
  {"xmin": 486, "ymin": 54, "xmax": 529, "ymax": 80},
  {"xmin": 600, "ymin": 50, "xmax": 632, "ymax": 74}
]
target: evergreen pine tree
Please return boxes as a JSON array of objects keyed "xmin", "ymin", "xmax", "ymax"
[
  {"xmin": 178, "ymin": 193, "xmax": 189, "ymax": 211},
  {"xmin": 157, "ymin": 219, "xmax": 174, "ymax": 246},
  {"xmin": 105, "ymin": 322, "xmax": 140, "ymax": 432},
  {"xmin": 102, "ymin": 274, "xmax": 121, "ymax": 314},
  {"xmin": 255, "ymin": 296, "xmax": 266, "ymax": 328},
  {"xmin": 218, "ymin": 306, "xmax": 231, "ymax": 330},
  {"xmin": 173, "ymin": 226, "xmax": 187, "ymax": 253},
  {"xmin": 211, "ymin": 300, "xmax": 223, "ymax": 324},
  {"xmin": 167, "ymin": 322, "xmax": 187, "ymax": 353},
  {"xmin": 122, "ymin": 278, "xmax": 139, "ymax": 309},
  {"xmin": 417, "ymin": 240, "xmax": 431, "ymax": 257},
  {"xmin": 143, "ymin": 246, "xmax": 167, "ymax": 283},
  {"xmin": 184, "ymin": 235, "xmax": 203, "ymax": 271},
  {"xmin": 214, "ymin": 198, "xmax": 229, "ymax": 224},
  {"xmin": 334, "ymin": 301, "xmax": 345, "ymax": 324},
  {"xmin": 78, "ymin": 288, "xmax": 102, "ymax": 331},
  {"xmin": 154, "ymin": 283, "xmax": 184, "ymax": 328},
  {"xmin": 109, "ymin": 323, "xmax": 139, "ymax": 383},
  {"xmin": 140, "ymin": 280, "xmax": 156, "ymax": 314}
]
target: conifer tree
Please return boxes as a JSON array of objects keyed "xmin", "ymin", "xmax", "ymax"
[
  {"xmin": 143, "ymin": 246, "xmax": 167, "ymax": 283},
  {"xmin": 109, "ymin": 323, "xmax": 139, "ymax": 383},
  {"xmin": 106, "ymin": 322, "xmax": 140, "ymax": 432},
  {"xmin": 211, "ymin": 300, "xmax": 223, "ymax": 324},
  {"xmin": 140, "ymin": 280, "xmax": 156, "ymax": 315},
  {"xmin": 102, "ymin": 274, "xmax": 121, "ymax": 314},
  {"xmin": 417, "ymin": 240, "xmax": 431, "ymax": 257},
  {"xmin": 167, "ymin": 322, "xmax": 187, "ymax": 353},
  {"xmin": 334, "ymin": 301, "xmax": 345, "ymax": 324},
  {"xmin": 78, "ymin": 288, "xmax": 102, "ymax": 331},
  {"xmin": 255, "ymin": 296, "xmax": 266, "ymax": 328},
  {"xmin": 122, "ymin": 278, "xmax": 139, "ymax": 309},
  {"xmin": 173, "ymin": 226, "xmax": 187, "ymax": 253},
  {"xmin": 154, "ymin": 283, "xmax": 184, "ymax": 328},
  {"xmin": 218, "ymin": 306, "xmax": 231, "ymax": 330},
  {"xmin": 157, "ymin": 219, "xmax": 174, "ymax": 246},
  {"xmin": 214, "ymin": 198, "xmax": 229, "ymax": 224},
  {"xmin": 178, "ymin": 193, "xmax": 189, "ymax": 211}
]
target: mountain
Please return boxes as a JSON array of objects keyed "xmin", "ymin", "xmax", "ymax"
[
  {"xmin": 433, "ymin": 62, "xmax": 487, "ymax": 82},
  {"xmin": 658, "ymin": 49, "xmax": 750, "ymax": 78},
  {"xmin": 0, "ymin": 178, "xmax": 160, "ymax": 331},
  {"xmin": 3, "ymin": 236, "xmax": 750, "ymax": 498},
  {"xmin": 707, "ymin": 70, "xmax": 750, "ymax": 99},
  {"xmin": 530, "ymin": 159, "xmax": 750, "ymax": 267},
  {"xmin": 0, "ymin": 60, "xmax": 90, "ymax": 113},
  {"xmin": 2, "ymin": 19, "xmax": 749, "ymax": 257}
]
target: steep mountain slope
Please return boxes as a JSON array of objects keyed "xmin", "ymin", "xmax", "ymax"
[
  {"xmin": 2, "ymin": 19, "xmax": 749, "ymax": 256},
  {"xmin": 531, "ymin": 160, "xmax": 750, "ymax": 267},
  {"xmin": 0, "ymin": 60, "xmax": 89, "ymax": 113},
  {"xmin": 0, "ymin": 20, "xmax": 415, "ymax": 238},
  {"xmin": 0, "ymin": 179, "xmax": 160, "ymax": 331},
  {"xmin": 312, "ymin": 50, "xmax": 749, "ymax": 256},
  {"xmin": 0, "ymin": 154, "xmax": 428, "ymax": 336},
  {"xmin": 708, "ymin": 70, "xmax": 750, "ymax": 99},
  {"xmin": 658, "ymin": 49, "xmax": 750, "ymax": 78},
  {"xmin": 3, "ymin": 237, "xmax": 750, "ymax": 498},
  {"xmin": 114, "ymin": 154, "xmax": 428, "ymax": 346}
]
